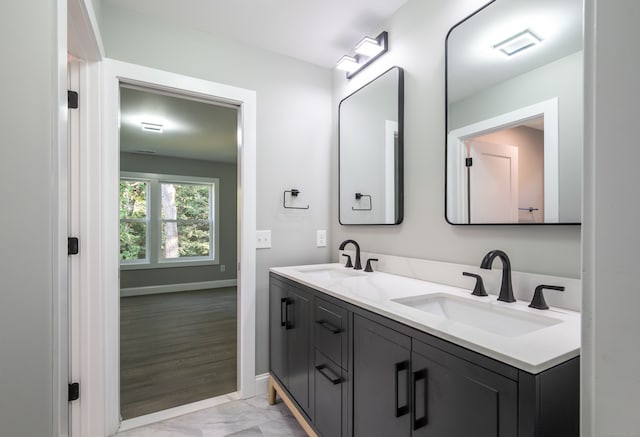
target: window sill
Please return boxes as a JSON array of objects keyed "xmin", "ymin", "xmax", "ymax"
[{"xmin": 120, "ymin": 259, "xmax": 219, "ymax": 270}]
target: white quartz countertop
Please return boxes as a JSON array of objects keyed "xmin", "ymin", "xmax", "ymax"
[{"xmin": 270, "ymin": 263, "xmax": 580, "ymax": 374}]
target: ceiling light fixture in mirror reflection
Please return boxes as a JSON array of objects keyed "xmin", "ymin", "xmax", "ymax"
[
  {"xmin": 445, "ymin": 0, "xmax": 583, "ymax": 225},
  {"xmin": 339, "ymin": 66, "xmax": 404, "ymax": 225}
]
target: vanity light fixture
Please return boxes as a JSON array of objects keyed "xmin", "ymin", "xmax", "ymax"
[
  {"xmin": 355, "ymin": 36, "xmax": 385, "ymax": 57},
  {"xmin": 141, "ymin": 121, "xmax": 164, "ymax": 133},
  {"xmin": 336, "ymin": 55, "xmax": 360, "ymax": 73},
  {"xmin": 493, "ymin": 29, "xmax": 543, "ymax": 57},
  {"xmin": 336, "ymin": 31, "xmax": 389, "ymax": 79}
]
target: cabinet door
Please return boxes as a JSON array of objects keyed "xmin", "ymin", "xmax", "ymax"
[
  {"xmin": 287, "ymin": 285, "xmax": 312, "ymax": 415},
  {"xmin": 269, "ymin": 277, "xmax": 288, "ymax": 384},
  {"xmin": 353, "ymin": 315, "xmax": 412, "ymax": 437},
  {"xmin": 411, "ymin": 340, "xmax": 518, "ymax": 437}
]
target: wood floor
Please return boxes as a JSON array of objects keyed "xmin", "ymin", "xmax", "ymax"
[{"xmin": 120, "ymin": 287, "xmax": 237, "ymax": 419}]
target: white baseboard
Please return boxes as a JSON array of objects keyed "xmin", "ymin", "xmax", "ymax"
[
  {"xmin": 120, "ymin": 279, "xmax": 237, "ymax": 297},
  {"xmin": 254, "ymin": 373, "xmax": 270, "ymax": 395}
]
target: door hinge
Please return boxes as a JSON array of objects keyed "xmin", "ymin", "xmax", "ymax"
[
  {"xmin": 68, "ymin": 382, "xmax": 79, "ymax": 402},
  {"xmin": 68, "ymin": 90, "xmax": 79, "ymax": 109},
  {"xmin": 465, "ymin": 157, "xmax": 473, "ymax": 167},
  {"xmin": 68, "ymin": 237, "xmax": 79, "ymax": 255}
]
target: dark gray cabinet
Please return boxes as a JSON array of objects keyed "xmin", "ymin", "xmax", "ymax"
[
  {"xmin": 314, "ymin": 350, "xmax": 347, "ymax": 437},
  {"xmin": 353, "ymin": 315, "xmax": 518, "ymax": 437},
  {"xmin": 269, "ymin": 276, "xmax": 313, "ymax": 416},
  {"xmin": 411, "ymin": 339, "xmax": 518, "ymax": 436},
  {"xmin": 353, "ymin": 314, "xmax": 411, "ymax": 437},
  {"xmin": 269, "ymin": 273, "xmax": 579, "ymax": 437},
  {"xmin": 313, "ymin": 297, "xmax": 350, "ymax": 437}
]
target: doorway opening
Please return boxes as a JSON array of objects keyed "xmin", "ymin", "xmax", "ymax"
[
  {"xmin": 465, "ymin": 117, "xmax": 544, "ymax": 223},
  {"xmin": 118, "ymin": 84, "xmax": 239, "ymax": 419}
]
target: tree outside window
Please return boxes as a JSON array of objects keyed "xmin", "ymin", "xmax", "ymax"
[{"xmin": 119, "ymin": 173, "xmax": 218, "ymax": 268}]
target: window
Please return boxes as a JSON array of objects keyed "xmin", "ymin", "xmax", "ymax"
[{"xmin": 119, "ymin": 172, "xmax": 219, "ymax": 269}]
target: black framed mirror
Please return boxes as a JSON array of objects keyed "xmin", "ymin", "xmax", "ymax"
[
  {"xmin": 339, "ymin": 66, "xmax": 404, "ymax": 225},
  {"xmin": 445, "ymin": 0, "xmax": 583, "ymax": 225}
]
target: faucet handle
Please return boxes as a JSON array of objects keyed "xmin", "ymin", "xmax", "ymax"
[
  {"xmin": 364, "ymin": 258, "xmax": 379, "ymax": 272},
  {"xmin": 529, "ymin": 285, "xmax": 565, "ymax": 310},
  {"xmin": 462, "ymin": 272, "xmax": 488, "ymax": 297},
  {"xmin": 342, "ymin": 254, "xmax": 353, "ymax": 268}
]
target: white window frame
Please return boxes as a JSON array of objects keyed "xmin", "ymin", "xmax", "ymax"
[{"xmin": 120, "ymin": 171, "xmax": 220, "ymax": 270}]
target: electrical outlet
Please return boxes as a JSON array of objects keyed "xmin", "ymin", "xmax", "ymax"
[
  {"xmin": 256, "ymin": 230, "xmax": 272, "ymax": 249},
  {"xmin": 317, "ymin": 230, "xmax": 327, "ymax": 247},
  {"xmin": 220, "ymin": 264, "xmax": 226, "ymax": 272}
]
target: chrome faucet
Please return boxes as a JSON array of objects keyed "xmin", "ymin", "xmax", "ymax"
[
  {"xmin": 339, "ymin": 239, "xmax": 362, "ymax": 270},
  {"xmin": 480, "ymin": 249, "xmax": 516, "ymax": 303}
]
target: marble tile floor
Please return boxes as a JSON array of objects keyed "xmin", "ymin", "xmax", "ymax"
[{"xmin": 114, "ymin": 395, "xmax": 307, "ymax": 437}]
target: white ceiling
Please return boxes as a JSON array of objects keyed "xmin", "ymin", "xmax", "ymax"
[
  {"xmin": 119, "ymin": 86, "xmax": 238, "ymax": 162},
  {"xmin": 109, "ymin": 0, "xmax": 409, "ymax": 161},
  {"xmin": 447, "ymin": 0, "xmax": 583, "ymax": 102},
  {"xmin": 103, "ymin": 0, "xmax": 409, "ymax": 68}
]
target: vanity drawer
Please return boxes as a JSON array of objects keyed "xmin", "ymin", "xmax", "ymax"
[
  {"xmin": 314, "ymin": 298, "xmax": 349, "ymax": 369},
  {"xmin": 314, "ymin": 350, "xmax": 347, "ymax": 437}
]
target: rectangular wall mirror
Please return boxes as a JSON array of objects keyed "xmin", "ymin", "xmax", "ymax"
[
  {"xmin": 339, "ymin": 66, "xmax": 404, "ymax": 225},
  {"xmin": 445, "ymin": 0, "xmax": 583, "ymax": 225}
]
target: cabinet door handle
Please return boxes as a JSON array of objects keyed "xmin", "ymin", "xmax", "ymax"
[
  {"xmin": 394, "ymin": 360, "xmax": 410, "ymax": 417},
  {"xmin": 281, "ymin": 298, "xmax": 293, "ymax": 330},
  {"xmin": 280, "ymin": 297, "xmax": 287, "ymax": 327},
  {"xmin": 412, "ymin": 369, "xmax": 428, "ymax": 430},
  {"xmin": 284, "ymin": 299, "xmax": 293, "ymax": 330},
  {"xmin": 315, "ymin": 319, "xmax": 341, "ymax": 334},
  {"xmin": 316, "ymin": 364, "xmax": 342, "ymax": 385}
]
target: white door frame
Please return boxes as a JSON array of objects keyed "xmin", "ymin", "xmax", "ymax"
[
  {"xmin": 447, "ymin": 98, "xmax": 559, "ymax": 223},
  {"xmin": 100, "ymin": 59, "xmax": 257, "ymax": 434}
]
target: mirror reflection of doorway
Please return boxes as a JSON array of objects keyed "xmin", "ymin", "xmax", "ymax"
[
  {"xmin": 465, "ymin": 117, "xmax": 545, "ymax": 224},
  {"xmin": 118, "ymin": 85, "xmax": 239, "ymax": 419}
]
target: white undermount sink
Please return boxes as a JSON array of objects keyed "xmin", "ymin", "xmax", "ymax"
[
  {"xmin": 294, "ymin": 265, "xmax": 364, "ymax": 282},
  {"xmin": 392, "ymin": 293, "xmax": 561, "ymax": 337}
]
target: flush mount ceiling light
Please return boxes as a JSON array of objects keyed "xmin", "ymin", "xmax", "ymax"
[
  {"xmin": 141, "ymin": 122, "xmax": 164, "ymax": 133},
  {"xmin": 493, "ymin": 29, "xmax": 543, "ymax": 57},
  {"xmin": 336, "ymin": 31, "xmax": 389, "ymax": 79}
]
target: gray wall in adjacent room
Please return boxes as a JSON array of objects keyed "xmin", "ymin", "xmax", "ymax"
[{"xmin": 119, "ymin": 152, "xmax": 237, "ymax": 289}]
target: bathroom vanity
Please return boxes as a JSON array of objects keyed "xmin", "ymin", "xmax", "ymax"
[{"xmin": 268, "ymin": 263, "xmax": 580, "ymax": 437}]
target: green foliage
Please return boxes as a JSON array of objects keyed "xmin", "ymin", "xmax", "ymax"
[
  {"xmin": 119, "ymin": 179, "xmax": 214, "ymax": 262},
  {"xmin": 120, "ymin": 180, "xmax": 147, "ymax": 219},
  {"xmin": 120, "ymin": 222, "xmax": 146, "ymax": 260},
  {"xmin": 162, "ymin": 183, "xmax": 211, "ymax": 258},
  {"xmin": 120, "ymin": 180, "xmax": 147, "ymax": 261}
]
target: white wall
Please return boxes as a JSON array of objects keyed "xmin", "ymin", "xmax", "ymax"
[
  {"xmin": 101, "ymin": 3, "xmax": 333, "ymax": 375},
  {"xmin": 0, "ymin": 1, "xmax": 63, "ymax": 436},
  {"xmin": 331, "ymin": 0, "xmax": 582, "ymax": 279},
  {"xmin": 582, "ymin": 0, "xmax": 640, "ymax": 434}
]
